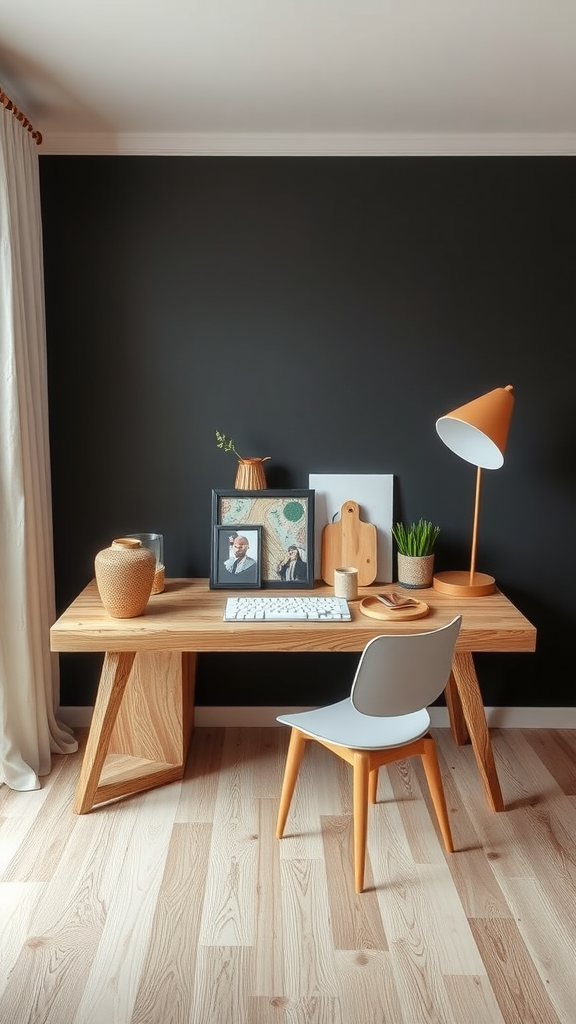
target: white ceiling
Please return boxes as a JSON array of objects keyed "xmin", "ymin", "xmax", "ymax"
[{"xmin": 1, "ymin": 0, "xmax": 576, "ymax": 156}]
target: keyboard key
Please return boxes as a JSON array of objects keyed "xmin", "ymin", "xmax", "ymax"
[{"xmin": 265, "ymin": 610, "xmax": 308, "ymax": 619}]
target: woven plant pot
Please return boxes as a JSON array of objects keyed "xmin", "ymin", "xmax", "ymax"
[
  {"xmin": 94, "ymin": 537, "xmax": 156, "ymax": 618},
  {"xmin": 397, "ymin": 553, "xmax": 435, "ymax": 589}
]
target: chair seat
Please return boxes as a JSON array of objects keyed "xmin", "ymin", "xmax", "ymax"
[{"xmin": 277, "ymin": 699, "xmax": 431, "ymax": 750}]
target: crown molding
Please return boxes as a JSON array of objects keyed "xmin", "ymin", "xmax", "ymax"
[{"xmin": 38, "ymin": 131, "xmax": 576, "ymax": 157}]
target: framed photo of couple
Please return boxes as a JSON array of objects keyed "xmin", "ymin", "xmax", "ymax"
[
  {"xmin": 211, "ymin": 489, "xmax": 315, "ymax": 589},
  {"xmin": 211, "ymin": 524, "xmax": 263, "ymax": 589}
]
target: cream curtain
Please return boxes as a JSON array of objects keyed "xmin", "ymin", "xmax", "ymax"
[{"xmin": 0, "ymin": 101, "xmax": 77, "ymax": 790}]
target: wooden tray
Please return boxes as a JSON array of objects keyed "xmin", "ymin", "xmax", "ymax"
[{"xmin": 359, "ymin": 596, "xmax": 430, "ymax": 621}]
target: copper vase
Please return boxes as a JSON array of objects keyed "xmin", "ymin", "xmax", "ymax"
[{"xmin": 234, "ymin": 457, "xmax": 270, "ymax": 489}]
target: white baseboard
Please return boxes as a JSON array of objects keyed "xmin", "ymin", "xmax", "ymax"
[{"xmin": 58, "ymin": 705, "xmax": 576, "ymax": 729}]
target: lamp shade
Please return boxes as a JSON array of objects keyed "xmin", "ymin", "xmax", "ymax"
[{"xmin": 436, "ymin": 385, "xmax": 514, "ymax": 470}]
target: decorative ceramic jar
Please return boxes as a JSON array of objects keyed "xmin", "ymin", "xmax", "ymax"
[
  {"xmin": 234, "ymin": 457, "xmax": 270, "ymax": 490},
  {"xmin": 94, "ymin": 537, "xmax": 156, "ymax": 617},
  {"xmin": 397, "ymin": 553, "xmax": 435, "ymax": 589}
]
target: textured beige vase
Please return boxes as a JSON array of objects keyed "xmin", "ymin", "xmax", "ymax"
[
  {"xmin": 397, "ymin": 553, "xmax": 435, "ymax": 589},
  {"xmin": 94, "ymin": 537, "xmax": 156, "ymax": 617},
  {"xmin": 234, "ymin": 457, "xmax": 270, "ymax": 489}
]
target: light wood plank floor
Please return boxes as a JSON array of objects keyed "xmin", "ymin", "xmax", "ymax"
[{"xmin": 1, "ymin": 725, "xmax": 575, "ymax": 1024}]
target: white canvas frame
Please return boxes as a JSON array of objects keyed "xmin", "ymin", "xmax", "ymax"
[{"xmin": 309, "ymin": 473, "xmax": 394, "ymax": 583}]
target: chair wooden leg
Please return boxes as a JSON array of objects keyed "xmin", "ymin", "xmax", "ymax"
[
  {"xmin": 276, "ymin": 728, "xmax": 308, "ymax": 839},
  {"xmin": 352, "ymin": 752, "xmax": 371, "ymax": 893},
  {"xmin": 420, "ymin": 737, "xmax": 454, "ymax": 853},
  {"xmin": 368, "ymin": 768, "xmax": 379, "ymax": 804}
]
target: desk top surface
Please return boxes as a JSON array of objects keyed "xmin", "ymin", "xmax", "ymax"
[{"xmin": 50, "ymin": 579, "xmax": 537, "ymax": 654}]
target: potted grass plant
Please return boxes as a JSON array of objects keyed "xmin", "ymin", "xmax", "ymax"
[{"xmin": 391, "ymin": 518, "xmax": 441, "ymax": 589}]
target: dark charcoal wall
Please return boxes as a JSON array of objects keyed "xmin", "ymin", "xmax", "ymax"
[{"xmin": 39, "ymin": 155, "xmax": 576, "ymax": 708}]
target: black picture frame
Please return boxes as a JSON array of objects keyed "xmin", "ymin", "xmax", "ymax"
[
  {"xmin": 210, "ymin": 524, "xmax": 263, "ymax": 589},
  {"xmin": 212, "ymin": 489, "xmax": 315, "ymax": 589}
]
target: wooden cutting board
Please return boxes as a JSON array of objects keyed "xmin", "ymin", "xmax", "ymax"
[{"xmin": 321, "ymin": 500, "xmax": 378, "ymax": 586}]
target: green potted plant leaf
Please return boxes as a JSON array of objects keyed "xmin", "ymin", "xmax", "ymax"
[{"xmin": 391, "ymin": 518, "xmax": 440, "ymax": 588}]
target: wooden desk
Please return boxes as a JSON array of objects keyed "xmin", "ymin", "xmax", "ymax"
[{"xmin": 50, "ymin": 579, "xmax": 536, "ymax": 814}]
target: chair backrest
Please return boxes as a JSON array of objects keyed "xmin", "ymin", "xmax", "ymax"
[{"xmin": 350, "ymin": 616, "xmax": 462, "ymax": 718}]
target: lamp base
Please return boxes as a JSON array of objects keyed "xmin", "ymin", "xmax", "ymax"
[{"xmin": 433, "ymin": 571, "xmax": 496, "ymax": 597}]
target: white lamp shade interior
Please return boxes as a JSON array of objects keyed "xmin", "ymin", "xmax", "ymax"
[
  {"xmin": 435, "ymin": 417, "xmax": 504, "ymax": 469},
  {"xmin": 435, "ymin": 385, "xmax": 514, "ymax": 470}
]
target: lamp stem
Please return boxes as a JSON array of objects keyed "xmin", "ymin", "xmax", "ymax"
[{"xmin": 469, "ymin": 465, "xmax": 482, "ymax": 585}]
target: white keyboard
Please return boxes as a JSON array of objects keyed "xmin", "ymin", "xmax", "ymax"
[{"xmin": 224, "ymin": 595, "xmax": 351, "ymax": 621}]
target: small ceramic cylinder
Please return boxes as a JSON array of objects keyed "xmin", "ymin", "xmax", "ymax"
[{"xmin": 333, "ymin": 566, "xmax": 359, "ymax": 600}]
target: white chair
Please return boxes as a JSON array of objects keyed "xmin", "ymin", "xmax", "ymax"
[{"xmin": 276, "ymin": 615, "xmax": 462, "ymax": 893}]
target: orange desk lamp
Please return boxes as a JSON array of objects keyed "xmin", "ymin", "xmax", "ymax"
[{"xmin": 433, "ymin": 384, "xmax": 515, "ymax": 597}]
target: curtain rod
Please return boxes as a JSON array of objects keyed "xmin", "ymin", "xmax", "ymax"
[{"xmin": 0, "ymin": 86, "xmax": 42, "ymax": 145}]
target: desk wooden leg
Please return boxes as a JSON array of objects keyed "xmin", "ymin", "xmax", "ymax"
[
  {"xmin": 73, "ymin": 652, "xmax": 136, "ymax": 814},
  {"xmin": 444, "ymin": 669, "xmax": 470, "ymax": 745},
  {"xmin": 73, "ymin": 650, "xmax": 196, "ymax": 814},
  {"xmin": 450, "ymin": 652, "xmax": 504, "ymax": 812}
]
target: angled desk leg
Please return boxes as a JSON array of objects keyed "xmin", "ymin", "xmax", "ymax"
[
  {"xmin": 444, "ymin": 669, "xmax": 469, "ymax": 745},
  {"xmin": 73, "ymin": 649, "xmax": 196, "ymax": 814},
  {"xmin": 73, "ymin": 652, "xmax": 136, "ymax": 813},
  {"xmin": 449, "ymin": 652, "xmax": 504, "ymax": 812}
]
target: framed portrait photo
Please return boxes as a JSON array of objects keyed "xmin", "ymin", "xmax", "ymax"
[
  {"xmin": 210, "ymin": 524, "xmax": 263, "ymax": 589},
  {"xmin": 212, "ymin": 489, "xmax": 315, "ymax": 589}
]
